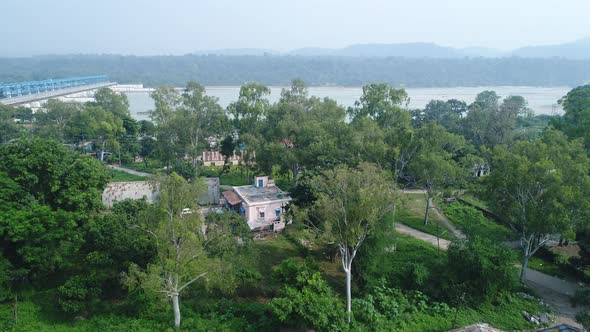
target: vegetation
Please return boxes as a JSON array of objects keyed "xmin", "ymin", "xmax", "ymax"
[
  {"xmin": 2, "ymin": 55, "xmax": 590, "ymax": 87},
  {"xmin": 109, "ymin": 169, "xmax": 146, "ymax": 182},
  {"xmin": 3, "ymin": 80, "xmax": 590, "ymax": 331}
]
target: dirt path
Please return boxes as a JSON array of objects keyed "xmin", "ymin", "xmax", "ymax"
[
  {"xmin": 431, "ymin": 204, "xmax": 466, "ymax": 240},
  {"xmin": 394, "ymin": 222, "xmax": 585, "ymax": 329}
]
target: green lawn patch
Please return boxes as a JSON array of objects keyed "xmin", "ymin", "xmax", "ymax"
[
  {"xmin": 109, "ymin": 169, "xmax": 146, "ymax": 182},
  {"xmin": 394, "ymin": 292, "xmax": 545, "ymax": 332},
  {"xmin": 121, "ymin": 160, "xmax": 163, "ymax": 174},
  {"xmin": 395, "ymin": 210, "xmax": 455, "ymax": 241},
  {"xmin": 442, "ymin": 202, "xmax": 515, "ymax": 242}
]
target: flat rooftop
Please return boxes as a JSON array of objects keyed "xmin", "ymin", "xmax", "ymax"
[{"xmin": 234, "ymin": 185, "xmax": 290, "ymax": 204}]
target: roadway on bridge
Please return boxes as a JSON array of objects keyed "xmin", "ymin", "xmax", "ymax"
[{"xmin": 0, "ymin": 82, "xmax": 116, "ymax": 106}]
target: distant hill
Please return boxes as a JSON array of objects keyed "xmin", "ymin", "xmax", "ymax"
[
  {"xmin": 191, "ymin": 48, "xmax": 277, "ymax": 56},
  {"xmin": 191, "ymin": 39, "xmax": 590, "ymax": 59},
  {"xmin": 512, "ymin": 38, "xmax": 590, "ymax": 59}
]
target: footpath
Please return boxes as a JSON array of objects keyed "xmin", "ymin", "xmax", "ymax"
[{"xmin": 394, "ymin": 211, "xmax": 585, "ymax": 328}]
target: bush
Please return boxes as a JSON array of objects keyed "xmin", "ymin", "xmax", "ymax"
[
  {"xmin": 576, "ymin": 311, "xmax": 590, "ymax": 329},
  {"xmin": 57, "ymin": 276, "xmax": 102, "ymax": 316},
  {"xmin": 572, "ymin": 287, "xmax": 590, "ymax": 307},
  {"xmin": 271, "ymin": 258, "xmax": 346, "ymax": 332},
  {"xmin": 446, "ymin": 237, "xmax": 518, "ymax": 304}
]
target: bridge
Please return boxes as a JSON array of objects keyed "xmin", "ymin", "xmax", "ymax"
[{"xmin": 0, "ymin": 76, "xmax": 116, "ymax": 106}]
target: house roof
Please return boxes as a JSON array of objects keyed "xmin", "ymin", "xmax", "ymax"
[
  {"xmin": 233, "ymin": 184, "xmax": 291, "ymax": 205},
  {"xmin": 222, "ymin": 190, "xmax": 243, "ymax": 206}
]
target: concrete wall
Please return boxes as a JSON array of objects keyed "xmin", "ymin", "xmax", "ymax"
[{"xmin": 102, "ymin": 181, "xmax": 157, "ymax": 208}]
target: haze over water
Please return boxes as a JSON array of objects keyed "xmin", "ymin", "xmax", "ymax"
[{"xmin": 125, "ymin": 86, "xmax": 570, "ymax": 120}]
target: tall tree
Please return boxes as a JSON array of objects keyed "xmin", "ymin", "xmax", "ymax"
[
  {"xmin": 180, "ymin": 82, "xmax": 228, "ymax": 168},
  {"xmin": 553, "ymin": 85, "xmax": 590, "ymax": 150},
  {"xmin": 408, "ymin": 122, "xmax": 466, "ymax": 224},
  {"xmin": 227, "ymin": 82, "xmax": 271, "ymax": 135},
  {"xmin": 483, "ymin": 130, "xmax": 590, "ymax": 282},
  {"xmin": 309, "ymin": 163, "xmax": 399, "ymax": 323},
  {"xmin": 126, "ymin": 174, "xmax": 223, "ymax": 329}
]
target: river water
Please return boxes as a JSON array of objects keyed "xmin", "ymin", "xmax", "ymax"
[{"xmin": 124, "ymin": 86, "xmax": 570, "ymax": 120}]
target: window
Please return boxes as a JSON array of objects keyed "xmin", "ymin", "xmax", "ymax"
[
  {"xmin": 275, "ymin": 208, "xmax": 281, "ymax": 217},
  {"xmin": 259, "ymin": 211, "xmax": 265, "ymax": 218}
]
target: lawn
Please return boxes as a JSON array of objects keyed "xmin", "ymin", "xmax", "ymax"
[
  {"xmin": 441, "ymin": 202, "xmax": 516, "ymax": 242},
  {"xmin": 109, "ymin": 169, "xmax": 147, "ymax": 182},
  {"xmin": 397, "ymin": 193, "xmax": 455, "ymax": 240},
  {"xmin": 457, "ymin": 193, "xmax": 489, "ymax": 210},
  {"xmin": 121, "ymin": 160, "xmax": 164, "ymax": 174}
]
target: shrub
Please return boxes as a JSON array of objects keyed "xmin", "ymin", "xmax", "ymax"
[
  {"xmin": 446, "ymin": 236, "xmax": 518, "ymax": 304},
  {"xmin": 572, "ymin": 287, "xmax": 590, "ymax": 307},
  {"xmin": 576, "ymin": 311, "xmax": 590, "ymax": 329}
]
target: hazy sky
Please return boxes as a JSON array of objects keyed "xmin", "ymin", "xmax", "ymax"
[{"xmin": 2, "ymin": 0, "xmax": 589, "ymax": 56}]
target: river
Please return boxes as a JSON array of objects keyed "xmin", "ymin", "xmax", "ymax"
[{"xmin": 123, "ymin": 86, "xmax": 570, "ymax": 120}]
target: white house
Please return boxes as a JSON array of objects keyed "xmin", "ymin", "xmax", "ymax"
[{"xmin": 222, "ymin": 176, "xmax": 291, "ymax": 232}]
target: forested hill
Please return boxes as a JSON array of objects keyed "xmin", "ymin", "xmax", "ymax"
[{"xmin": 1, "ymin": 54, "xmax": 590, "ymax": 87}]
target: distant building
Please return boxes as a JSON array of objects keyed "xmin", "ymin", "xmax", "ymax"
[
  {"xmin": 200, "ymin": 150, "xmax": 241, "ymax": 167},
  {"xmin": 222, "ymin": 176, "xmax": 291, "ymax": 232},
  {"xmin": 473, "ymin": 162, "xmax": 489, "ymax": 177}
]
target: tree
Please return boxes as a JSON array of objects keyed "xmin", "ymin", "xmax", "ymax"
[
  {"xmin": 259, "ymin": 81, "xmax": 347, "ymax": 187},
  {"xmin": 483, "ymin": 130, "xmax": 590, "ymax": 282},
  {"xmin": 180, "ymin": 82, "xmax": 228, "ymax": 168},
  {"xmin": 271, "ymin": 259, "xmax": 345, "ymax": 331},
  {"xmin": 227, "ymin": 82, "xmax": 271, "ymax": 135},
  {"xmin": 553, "ymin": 85, "xmax": 590, "ymax": 150},
  {"xmin": 408, "ymin": 122, "xmax": 466, "ymax": 225},
  {"xmin": 0, "ymin": 104, "xmax": 22, "ymax": 143},
  {"xmin": 412, "ymin": 99, "xmax": 465, "ymax": 133},
  {"xmin": 126, "ymin": 173, "xmax": 223, "ymax": 329},
  {"xmin": 462, "ymin": 91, "xmax": 528, "ymax": 148},
  {"xmin": 218, "ymin": 135, "xmax": 237, "ymax": 176},
  {"xmin": 0, "ymin": 138, "xmax": 110, "ymax": 213},
  {"xmin": 309, "ymin": 163, "xmax": 399, "ymax": 322},
  {"xmin": 34, "ymin": 99, "xmax": 81, "ymax": 142}
]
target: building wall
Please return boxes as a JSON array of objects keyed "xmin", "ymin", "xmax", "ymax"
[
  {"xmin": 245, "ymin": 200, "xmax": 288, "ymax": 224},
  {"xmin": 102, "ymin": 181, "xmax": 156, "ymax": 208}
]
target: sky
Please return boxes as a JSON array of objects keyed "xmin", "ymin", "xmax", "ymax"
[{"xmin": 2, "ymin": 0, "xmax": 590, "ymax": 56}]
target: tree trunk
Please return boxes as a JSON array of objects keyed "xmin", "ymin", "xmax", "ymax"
[
  {"xmin": 424, "ymin": 195, "xmax": 432, "ymax": 225},
  {"xmin": 520, "ymin": 254, "xmax": 529, "ymax": 283},
  {"xmin": 100, "ymin": 141, "xmax": 106, "ymax": 162},
  {"xmin": 345, "ymin": 263, "xmax": 352, "ymax": 323},
  {"xmin": 172, "ymin": 293, "xmax": 181, "ymax": 329},
  {"xmin": 13, "ymin": 294, "xmax": 17, "ymax": 325},
  {"xmin": 292, "ymin": 165, "xmax": 299, "ymax": 187}
]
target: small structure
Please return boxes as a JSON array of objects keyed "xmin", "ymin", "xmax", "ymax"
[
  {"xmin": 102, "ymin": 181, "xmax": 156, "ymax": 208},
  {"xmin": 198, "ymin": 177, "xmax": 221, "ymax": 205},
  {"xmin": 200, "ymin": 150, "xmax": 241, "ymax": 167},
  {"xmin": 222, "ymin": 176, "xmax": 291, "ymax": 232},
  {"xmin": 473, "ymin": 162, "xmax": 489, "ymax": 177}
]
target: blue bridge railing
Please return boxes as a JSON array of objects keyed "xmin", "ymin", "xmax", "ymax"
[{"xmin": 0, "ymin": 75, "xmax": 109, "ymax": 99}]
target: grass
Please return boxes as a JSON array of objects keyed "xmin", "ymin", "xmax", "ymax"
[
  {"xmin": 109, "ymin": 169, "xmax": 146, "ymax": 182},
  {"xmin": 396, "ymin": 211, "xmax": 455, "ymax": 241},
  {"xmin": 441, "ymin": 202, "xmax": 516, "ymax": 242},
  {"xmin": 121, "ymin": 160, "xmax": 163, "ymax": 174},
  {"xmin": 457, "ymin": 193, "xmax": 489, "ymax": 210},
  {"xmin": 397, "ymin": 193, "xmax": 455, "ymax": 240},
  {"xmin": 394, "ymin": 292, "xmax": 545, "ymax": 332}
]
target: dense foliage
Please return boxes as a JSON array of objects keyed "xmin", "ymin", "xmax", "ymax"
[
  {"xmin": 1, "ymin": 55, "xmax": 590, "ymax": 87},
  {"xmin": 2, "ymin": 79, "xmax": 590, "ymax": 330}
]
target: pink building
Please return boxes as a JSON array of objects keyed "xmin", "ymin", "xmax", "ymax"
[
  {"xmin": 222, "ymin": 176, "xmax": 291, "ymax": 232},
  {"xmin": 200, "ymin": 150, "xmax": 241, "ymax": 167}
]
